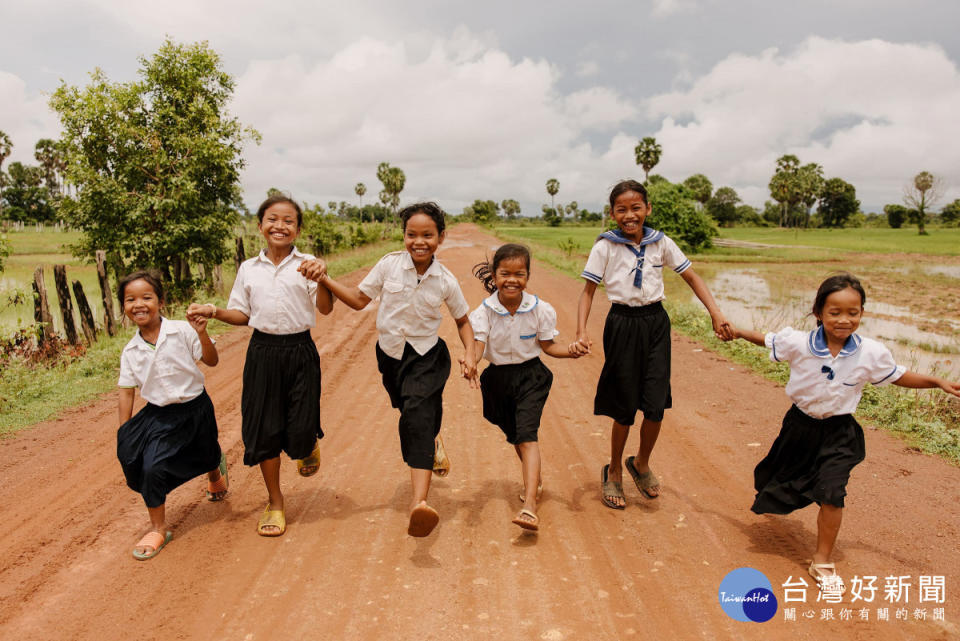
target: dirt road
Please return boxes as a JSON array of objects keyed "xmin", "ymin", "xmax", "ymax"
[{"xmin": 1, "ymin": 225, "xmax": 958, "ymax": 641}]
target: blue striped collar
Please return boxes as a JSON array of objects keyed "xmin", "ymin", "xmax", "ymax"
[
  {"xmin": 597, "ymin": 227, "xmax": 663, "ymax": 247},
  {"xmin": 807, "ymin": 326, "xmax": 862, "ymax": 358},
  {"xmin": 483, "ymin": 291, "xmax": 539, "ymax": 316}
]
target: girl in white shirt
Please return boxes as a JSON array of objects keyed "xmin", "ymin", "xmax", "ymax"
[
  {"xmin": 468, "ymin": 244, "xmax": 584, "ymax": 532},
  {"xmin": 319, "ymin": 202, "xmax": 477, "ymax": 538},
  {"xmin": 727, "ymin": 273, "xmax": 960, "ymax": 591},
  {"xmin": 576, "ymin": 179, "xmax": 731, "ymax": 510},
  {"xmin": 188, "ymin": 195, "xmax": 333, "ymax": 537},
  {"xmin": 116, "ymin": 271, "xmax": 226, "ymax": 560}
]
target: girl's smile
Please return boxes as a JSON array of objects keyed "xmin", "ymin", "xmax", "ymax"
[
  {"xmin": 494, "ymin": 256, "xmax": 529, "ymax": 309},
  {"xmin": 404, "ymin": 212, "xmax": 443, "ymax": 272},
  {"xmin": 611, "ymin": 190, "xmax": 651, "ymax": 241},
  {"xmin": 816, "ymin": 286, "xmax": 863, "ymax": 352},
  {"xmin": 122, "ymin": 278, "xmax": 162, "ymax": 331},
  {"xmin": 259, "ymin": 202, "xmax": 300, "ymax": 250}
]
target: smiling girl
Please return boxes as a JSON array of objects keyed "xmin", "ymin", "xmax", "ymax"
[
  {"xmin": 116, "ymin": 271, "xmax": 226, "ymax": 560},
  {"xmin": 319, "ymin": 202, "xmax": 476, "ymax": 537},
  {"xmin": 188, "ymin": 194, "xmax": 333, "ymax": 537},
  {"xmin": 468, "ymin": 244, "xmax": 584, "ymax": 532}
]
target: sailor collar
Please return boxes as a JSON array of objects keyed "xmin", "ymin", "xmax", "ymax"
[
  {"xmin": 482, "ymin": 291, "xmax": 539, "ymax": 316},
  {"xmin": 596, "ymin": 227, "xmax": 664, "ymax": 247},
  {"xmin": 807, "ymin": 326, "xmax": 862, "ymax": 358}
]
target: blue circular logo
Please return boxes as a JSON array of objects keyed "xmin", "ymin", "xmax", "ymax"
[{"xmin": 718, "ymin": 568, "xmax": 778, "ymax": 623}]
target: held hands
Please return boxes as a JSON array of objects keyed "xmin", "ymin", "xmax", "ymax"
[
  {"xmin": 186, "ymin": 312, "xmax": 209, "ymax": 335},
  {"xmin": 186, "ymin": 302, "xmax": 216, "ymax": 322},
  {"xmin": 938, "ymin": 379, "xmax": 960, "ymax": 398},
  {"xmin": 572, "ymin": 333, "xmax": 592, "ymax": 357},
  {"xmin": 711, "ymin": 313, "xmax": 735, "ymax": 341},
  {"xmin": 458, "ymin": 357, "xmax": 479, "ymax": 389},
  {"xmin": 298, "ymin": 258, "xmax": 328, "ymax": 283}
]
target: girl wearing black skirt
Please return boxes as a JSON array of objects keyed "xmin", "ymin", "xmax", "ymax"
[
  {"xmin": 576, "ymin": 180, "xmax": 731, "ymax": 509},
  {"xmin": 116, "ymin": 271, "xmax": 227, "ymax": 560},
  {"xmin": 727, "ymin": 273, "xmax": 960, "ymax": 592},
  {"xmin": 319, "ymin": 203, "xmax": 477, "ymax": 537},
  {"xmin": 468, "ymin": 244, "xmax": 584, "ymax": 532},
  {"xmin": 188, "ymin": 195, "xmax": 333, "ymax": 537}
]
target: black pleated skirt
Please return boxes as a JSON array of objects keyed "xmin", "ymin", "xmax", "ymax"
[
  {"xmin": 480, "ymin": 357, "xmax": 553, "ymax": 444},
  {"xmin": 241, "ymin": 329, "xmax": 323, "ymax": 466},
  {"xmin": 751, "ymin": 404, "xmax": 865, "ymax": 514},
  {"xmin": 376, "ymin": 339, "xmax": 451, "ymax": 470},
  {"xmin": 117, "ymin": 390, "xmax": 222, "ymax": 508},
  {"xmin": 594, "ymin": 302, "xmax": 672, "ymax": 425}
]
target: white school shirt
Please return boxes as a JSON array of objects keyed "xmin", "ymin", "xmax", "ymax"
[
  {"xmin": 227, "ymin": 247, "xmax": 319, "ymax": 334},
  {"xmin": 117, "ymin": 318, "xmax": 211, "ymax": 407},
  {"xmin": 469, "ymin": 292, "xmax": 559, "ymax": 365},
  {"xmin": 766, "ymin": 326, "xmax": 906, "ymax": 419},
  {"xmin": 580, "ymin": 228, "xmax": 691, "ymax": 306},
  {"xmin": 358, "ymin": 251, "xmax": 470, "ymax": 360}
]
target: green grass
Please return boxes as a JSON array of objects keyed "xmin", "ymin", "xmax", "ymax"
[
  {"xmin": 498, "ymin": 227, "xmax": 960, "ymax": 464},
  {"xmin": 0, "ymin": 237, "xmax": 401, "ymax": 436}
]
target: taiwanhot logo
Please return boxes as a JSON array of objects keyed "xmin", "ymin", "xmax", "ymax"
[{"xmin": 718, "ymin": 567, "xmax": 778, "ymax": 623}]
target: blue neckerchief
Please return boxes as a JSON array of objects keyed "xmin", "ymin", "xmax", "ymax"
[
  {"xmin": 596, "ymin": 227, "xmax": 664, "ymax": 290},
  {"xmin": 821, "ymin": 365, "xmax": 835, "ymax": 380}
]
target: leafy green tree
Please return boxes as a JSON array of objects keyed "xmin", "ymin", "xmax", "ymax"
[
  {"xmin": 818, "ymin": 177, "xmax": 859, "ymax": 228},
  {"xmin": 768, "ymin": 155, "xmax": 822, "ymax": 227},
  {"xmin": 797, "ymin": 163, "xmax": 824, "ymax": 227},
  {"xmin": 2, "ymin": 161, "xmax": 56, "ymax": 222},
  {"xmin": 564, "ymin": 200, "xmax": 579, "ymax": 220},
  {"xmin": 940, "ymin": 199, "xmax": 960, "ymax": 226},
  {"xmin": 376, "ymin": 162, "xmax": 406, "ymax": 222},
  {"xmin": 903, "ymin": 170, "xmax": 943, "ymax": 235},
  {"xmin": 545, "ymin": 178, "xmax": 559, "ymax": 209},
  {"xmin": 682, "ymin": 174, "xmax": 712, "ymax": 209},
  {"xmin": 50, "ymin": 39, "xmax": 259, "ymax": 288},
  {"xmin": 884, "ymin": 204, "xmax": 908, "ymax": 229},
  {"xmin": 705, "ymin": 186, "xmax": 741, "ymax": 227},
  {"xmin": 501, "ymin": 199, "xmax": 521, "ymax": 219},
  {"xmin": 355, "ymin": 182, "xmax": 366, "ymax": 210},
  {"xmin": 541, "ymin": 205, "xmax": 562, "ymax": 227},
  {"xmin": 634, "ymin": 137, "xmax": 662, "ymax": 184},
  {"xmin": 646, "ymin": 179, "xmax": 716, "ymax": 251},
  {"xmin": 466, "ymin": 199, "xmax": 500, "ymax": 225},
  {"xmin": 34, "ymin": 138, "xmax": 66, "ymax": 197}
]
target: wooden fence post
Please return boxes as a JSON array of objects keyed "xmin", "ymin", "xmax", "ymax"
[
  {"xmin": 96, "ymin": 251, "xmax": 118, "ymax": 337},
  {"xmin": 235, "ymin": 236, "xmax": 246, "ymax": 271},
  {"xmin": 72, "ymin": 280, "xmax": 98, "ymax": 344},
  {"xmin": 212, "ymin": 264, "xmax": 223, "ymax": 294},
  {"xmin": 32, "ymin": 267, "xmax": 55, "ymax": 343},
  {"xmin": 53, "ymin": 265, "xmax": 79, "ymax": 345}
]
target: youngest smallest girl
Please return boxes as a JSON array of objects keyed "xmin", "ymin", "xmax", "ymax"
[
  {"xmin": 468, "ymin": 244, "xmax": 585, "ymax": 532},
  {"xmin": 116, "ymin": 271, "xmax": 227, "ymax": 560}
]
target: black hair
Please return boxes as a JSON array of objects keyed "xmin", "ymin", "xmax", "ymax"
[
  {"xmin": 117, "ymin": 270, "xmax": 165, "ymax": 306},
  {"xmin": 256, "ymin": 193, "xmax": 303, "ymax": 228},
  {"xmin": 609, "ymin": 179, "xmax": 649, "ymax": 209},
  {"xmin": 812, "ymin": 272, "xmax": 866, "ymax": 325},
  {"xmin": 400, "ymin": 202, "xmax": 446, "ymax": 234},
  {"xmin": 472, "ymin": 243, "xmax": 531, "ymax": 294}
]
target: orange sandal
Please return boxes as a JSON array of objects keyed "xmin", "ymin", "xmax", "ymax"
[
  {"xmin": 206, "ymin": 453, "xmax": 229, "ymax": 501},
  {"xmin": 132, "ymin": 530, "xmax": 172, "ymax": 561}
]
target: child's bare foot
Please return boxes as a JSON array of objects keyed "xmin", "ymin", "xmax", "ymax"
[{"xmin": 408, "ymin": 501, "xmax": 439, "ymax": 537}]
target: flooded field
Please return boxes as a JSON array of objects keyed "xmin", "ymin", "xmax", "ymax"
[{"xmin": 672, "ymin": 261, "xmax": 960, "ymax": 376}]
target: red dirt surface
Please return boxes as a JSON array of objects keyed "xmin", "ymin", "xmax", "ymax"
[{"xmin": 1, "ymin": 224, "xmax": 958, "ymax": 640}]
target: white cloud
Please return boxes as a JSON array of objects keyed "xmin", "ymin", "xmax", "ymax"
[
  {"xmin": 232, "ymin": 32, "xmax": 640, "ymax": 213},
  {"xmin": 651, "ymin": 0, "xmax": 702, "ymax": 18},
  {"xmin": 0, "ymin": 72, "xmax": 61, "ymax": 165},
  {"xmin": 644, "ymin": 37, "xmax": 960, "ymax": 207}
]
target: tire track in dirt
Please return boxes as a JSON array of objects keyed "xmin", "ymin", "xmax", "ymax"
[{"xmin": 1, "ymin": 224, "xmax": 959, "ymax": 641}]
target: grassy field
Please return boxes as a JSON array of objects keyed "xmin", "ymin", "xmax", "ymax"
[
  {"xmin": 0, "ymin": 232, "xmax": 401, "ymax": 435},
  {"xmin": 493, "ymin": 224, "xmax": 960, "ymax": 464}
]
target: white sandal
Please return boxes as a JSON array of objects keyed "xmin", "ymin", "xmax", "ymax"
[{"xmin": 809, "ymin": 561, "xmax": 846, "ymax": 595}]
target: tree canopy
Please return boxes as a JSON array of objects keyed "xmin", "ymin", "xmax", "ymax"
[
  {"xmin": 50, "ymin": 39, "xmax": 259, "ymax": 286},
  {"xmin": 634, "ymin": 137, "xmax": 662, "ymax": 184},
  {"xmin": 818, "ymin": 178, "xmax": 859, "ymax": 228}
]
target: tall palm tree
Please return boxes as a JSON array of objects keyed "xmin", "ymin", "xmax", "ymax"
[
  {"xmin": 634, "ymin": 137, "xmax": 662, "ymax": 184},
  {"xmin": 355, "ymin": 182, "xmax": 366, "ymax": 207},
  {"xmin": 546, "ymin": 178, "xmax": 559, "ymax": 210}
]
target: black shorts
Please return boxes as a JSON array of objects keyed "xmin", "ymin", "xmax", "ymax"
[
  {"xmin": 480, "ymin": 357, "xmax": 553, "ymax": 444},
  {"xmin": 117, "ymin": 390, "xmax": 222, "ymax": 508},
  {"xmin": 751, "ymin": 405, "xmax": 865, "ymax": 514},
  {"xmin": 594, "ymin": 302, "xmax": 672, "ymax": 425},
  {"xmin": 376, "ymin": 339, "xmax": 451, "ymax": 470},
  {"xmin": 241, "ymin": 330, "xmax": 323, "ymax": 466}
]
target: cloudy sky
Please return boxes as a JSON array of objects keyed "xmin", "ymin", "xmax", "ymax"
[{"xmin": 2, "ymin": 0, "xmax": 959, "ymax": 214}]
